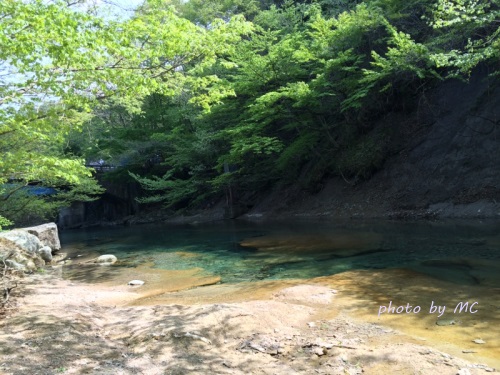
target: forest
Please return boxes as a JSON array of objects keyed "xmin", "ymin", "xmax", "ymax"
[{"xmin": 1, "ymin": 0, "xmax": 499, "ymax": 227}]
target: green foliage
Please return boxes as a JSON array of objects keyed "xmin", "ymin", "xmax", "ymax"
[
  {"xmin": 129, "ymin": 171, "xmax": 202, "ymax": 208},
  {"xmin": 336, "ymin": 131, "xmax": 389, "ymax": 179},
  {"xmin": 275, "ymin": 132, "xmax": 319, "ymax": 175},
  {"xmin": 429, "ymin": 0, "xmax": 500, "ymax": 75},
  {"xmin": 0, "ymin": 0, "xmax": 252, "ymax": 224},
  {"xmin": 0, "ymin": 181, "xmax": 103, "ymax": 227},
  {"xmin": 0, "ymin": 215, "xmax": 12, "ymax": 231},
  {"xmin": 123, "ymin": 0, "xmax": 499, "ymax": 204},
  {"xmin": 5, "ymin": 0, "xmax": 496, "ymax": 216},
  {"xmin": 170, "ymin": 0, "xmax": 262, "ymax": 25}
]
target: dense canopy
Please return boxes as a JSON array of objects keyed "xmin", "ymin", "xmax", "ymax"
[{"xmin": 0, "ymin": 0, "xmax": 498, "ymax": 227}]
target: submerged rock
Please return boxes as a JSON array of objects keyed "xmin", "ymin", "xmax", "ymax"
[
  {"xmin": 436, "ymin": 319, "xmax": 456, "ymax": 326},
  {"xmin": 96, "ymin": 254, "xmax": 118, "ymax": 264}
]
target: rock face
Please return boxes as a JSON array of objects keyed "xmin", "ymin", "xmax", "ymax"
[
  {"xmin": 273, "ymin": 285, "xmax": 337, "ymax": 305},
  {"xmin": 23, "ymin": 222, "xmax": 61, "ymax": 252},
  {"xmin": 57, "ymin": 180, "xmax": 140, "ymax": 229}
]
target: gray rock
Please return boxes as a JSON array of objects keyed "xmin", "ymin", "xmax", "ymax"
[
  {"xmin": 0, "ymin": 236, "xmax": 44, "ymax": 272},
  {"xmin": 23, "ymin": 222, "xmax": 61, "ymax": 251},
  {"xmin": 4, "ymin": 259, "xmax": 26, "ymax": 271},
  {"xmin": 0, "ymin": 230, "xmax": 42, "ymax": 253},
  {"xmin": 96, "ymin": 254, "xmax": 117, "ymax": 264},
  {"xmin": 312, "ymin": 347, "xmax": 326, "ymax": 356},
  {"xmin": 315, "ymin": 341, "xmax": 334, "ymax": 349},
  {"xmin": 469, "ymin": 364, "xmax": 496, "ymax": 372},
  {"xmin": 38, "ymin": 246, "xmax": 53, "ymax": 262},
  {"xmin": 436, "ymin": 319, "xmax": 456, "ymax": 326},
  {"xmin": 128, "ymin": 280, "xmax": 145, "ymax": 286}
]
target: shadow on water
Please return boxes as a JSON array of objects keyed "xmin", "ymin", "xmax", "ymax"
[{"xmin": 63, "ymin": 264, "xmax": 133, "ymax": 284}]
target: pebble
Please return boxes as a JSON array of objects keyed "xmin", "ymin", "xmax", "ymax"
[
  {"xmin": 128, "ymin": 280, "xmax": 145, "ymax": 286},
  {"xmin": 472, "ymin": 339, "xmax": 486, "ymax": 344},
  {"xmin": 457, "ymin": 369, "xmax": 471, "ymax": 375},
  {"xmin": 436, "ymin": 319, "xmax": 456, "ymax": 326},
  {"xmin": 312, "ymin": 347, "xmax": 326, "ymax": 356},
  {"xmin": 315, "ymin": 341, "xmax": 334, "ymax": 349}
]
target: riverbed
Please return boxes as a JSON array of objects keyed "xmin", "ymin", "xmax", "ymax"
[{"xmin": 57, "ymin": 219, "xmax": 500, "ymax": 370}]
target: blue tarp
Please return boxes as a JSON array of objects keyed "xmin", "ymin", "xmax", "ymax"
[
  {"xmin": 25, "ymin": 186, "xmax": 58, "ymax": 196},
  {"xmin": 1, "ymin": 184, "xmax": 58, "ymax": 196}
]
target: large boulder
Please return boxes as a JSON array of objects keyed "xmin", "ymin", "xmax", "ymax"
[
  {"xmin": 0, "ymin": 230, "xmax": 43, "ymax": 253},
  {"xmin": 22, "ymin": 222, "xmax": 61, "ymax": 252}
]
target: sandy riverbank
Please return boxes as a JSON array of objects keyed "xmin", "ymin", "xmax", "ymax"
[{"xmin": 0, "ymin": 262, "xmax": 498, "ymax": 375}]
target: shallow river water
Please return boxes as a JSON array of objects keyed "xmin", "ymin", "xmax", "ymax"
[
  {"xmin": 60, "ymin": 219, "xmax": 500, "ymax": 287},
  {"xmin": 59, "ymin": 219, "xmax": 500, "ymax": 366}
]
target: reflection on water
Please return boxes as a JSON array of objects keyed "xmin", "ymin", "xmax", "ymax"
[{"xmin": 60, "ymin": 219, "xmax": 500, "ymax": 287}]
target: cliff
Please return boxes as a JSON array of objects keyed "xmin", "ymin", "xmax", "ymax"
[{"xmin": 245, "ymin": 68, "xmax": 500, "ymax": 220}]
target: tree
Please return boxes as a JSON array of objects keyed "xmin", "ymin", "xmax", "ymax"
[
  {"xmin": 429, "ymin": 0, "xmax": 500, "ymax": 75},
  {"xmin": 0, "ymin": 0, "xmax": 252, "ymax": 226},
  {"xmin": 60, "ymin": 0, "xmax": 499, "ymax": 214}
]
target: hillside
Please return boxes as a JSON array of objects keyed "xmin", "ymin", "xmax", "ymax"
[{"xmin": 247, "ymin": 68, "xmax": 500, "ymax": 220}]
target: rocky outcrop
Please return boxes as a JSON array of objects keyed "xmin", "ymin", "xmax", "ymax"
[
  {"xmin": 0, "ymin": 236, "xmax": 44, "ymax": 272},
  {"xmin": 0, "ymin": 222, "xmax": 62, "ymax": 272},
  {"xmin": 23, "ymin": 222, "xmax": 61, "ymax": 252}
]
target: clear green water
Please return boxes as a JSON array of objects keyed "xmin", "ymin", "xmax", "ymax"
[{"xmin": 60, "ymin": 219, "xmax": 500, "ymax": 286}]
